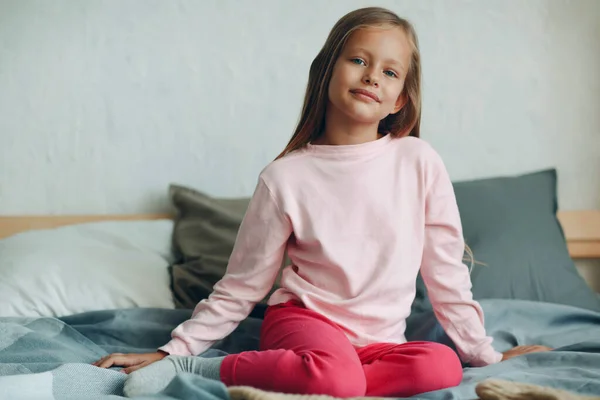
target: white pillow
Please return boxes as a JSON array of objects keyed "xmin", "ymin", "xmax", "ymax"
[{"xmin": 0, "ymin": 219, "xmax": 176, "ymax": 317}]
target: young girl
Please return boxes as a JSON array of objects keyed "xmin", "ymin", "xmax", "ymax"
[{"xmin": 94, "ymin": 7, "xmax": 550, "ymax": 398}]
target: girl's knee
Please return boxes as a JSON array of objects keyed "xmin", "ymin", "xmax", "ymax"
[{"xmin": 417, "ymin": 343, "xmax": 463, "ymax": 389}]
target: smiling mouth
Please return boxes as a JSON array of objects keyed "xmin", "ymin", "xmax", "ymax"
[{"xmin": 350, "ymin": 89, "xmax": 380, "ymax": 103}]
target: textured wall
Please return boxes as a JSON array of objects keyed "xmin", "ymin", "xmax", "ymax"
[{"xmin": 0, "ymin": 0, "xmax": 598, "ymax": 214}]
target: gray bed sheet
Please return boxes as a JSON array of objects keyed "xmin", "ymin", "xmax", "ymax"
[{"xmin": 0, "ymin": 298, "xmax": 598, "ymax": 399}]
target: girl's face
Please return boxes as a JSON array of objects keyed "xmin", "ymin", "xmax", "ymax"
[{"xmin": 327, "ymin": 26, "xmax": 411, "ymax": 126}]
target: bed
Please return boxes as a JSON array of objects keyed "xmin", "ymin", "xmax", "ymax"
[{"xmin": 0, "ymin": 168, "xmax": 599, "ymax": 400}]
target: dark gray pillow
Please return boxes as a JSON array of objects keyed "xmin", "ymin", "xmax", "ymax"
[
  {"xmin": 168, "ymin": 184, "xmax": 282, "ymax": 312},
  {"xmin": 412, "ymin": 168, "xmax": 600, "ymax": 314},
  {"xmin": 169, "ymin": 168, "xmax": 600, "ymax": 316}
]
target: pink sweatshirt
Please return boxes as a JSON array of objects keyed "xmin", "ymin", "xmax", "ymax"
[{"xmin": 160, "ymin": 135, "xmax": 503, "ymax": 367}]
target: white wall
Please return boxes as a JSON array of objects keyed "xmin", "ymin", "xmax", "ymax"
[{"xmin": 1, "ymin": 0, "xmax": 599, "ymax": 214}]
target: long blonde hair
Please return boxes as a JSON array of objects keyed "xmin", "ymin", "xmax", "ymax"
[{"xmin": 275, "ymin": 7, "xmax": 421, "ymax": 160}]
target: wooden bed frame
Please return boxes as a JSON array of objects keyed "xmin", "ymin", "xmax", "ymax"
[{"xmin": 0, "ymin": 211, "xmax": 598, "ymax": 259}]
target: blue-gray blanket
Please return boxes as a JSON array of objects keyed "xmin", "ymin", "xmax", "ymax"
[{"xmin": 1, "ymin": 299, "xmax": 599, "ymax": 399}]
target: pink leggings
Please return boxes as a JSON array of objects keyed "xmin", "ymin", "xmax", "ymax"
[{"xmin": 221, "ymin": 301, "xmax": 463, "ymax": 397}]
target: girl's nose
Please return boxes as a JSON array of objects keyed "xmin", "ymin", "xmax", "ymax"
[{"xmin": 362, "ymin": 73, "xmax": 379, "ymax": 87}]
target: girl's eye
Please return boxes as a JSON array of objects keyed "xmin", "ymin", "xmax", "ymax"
[
  {"xmin": 351, "ymin": 58, "xmax": 366, "ymax": 66},
  {"xmin": 384, "ymin": 70, "xmax": 398, "ymax": 78}
]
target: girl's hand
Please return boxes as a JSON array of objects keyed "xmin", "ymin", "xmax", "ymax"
[
  {"xmin": 501, "ymin": 345, "xmax": 552, "ymax": 361},
  {"xmin": 93, "ymin": 351, "xmax": 168, "ymax": 374}
]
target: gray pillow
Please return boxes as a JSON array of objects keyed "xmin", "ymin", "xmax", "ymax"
[
  {"xmin": 412, "ymin": 168, "xmax": 600, "ymax": 314},
  {"xmin": 168, "ymin": 184, "xmax": 281, "ymax": 311},
  {"xmin": 169, "ymin": 168, "xmax": 600, "ymax": 315}
]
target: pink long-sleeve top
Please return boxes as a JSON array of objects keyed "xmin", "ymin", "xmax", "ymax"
[{"xmin": 160, "ymin": 134, "xmax": 503, "ymax": 367}]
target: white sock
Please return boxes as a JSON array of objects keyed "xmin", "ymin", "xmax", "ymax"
[
  {"xmin": 123, "ymin": 355, "xmax": 224, "ymax": 398},
  {"xmin": 475, "ymin": 379, "xmax": 600, "ymax": 400}
]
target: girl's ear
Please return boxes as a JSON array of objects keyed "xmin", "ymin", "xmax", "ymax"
[{"xmin": 391, "ymin": 92, "xmax": 408, "ymax": 114}]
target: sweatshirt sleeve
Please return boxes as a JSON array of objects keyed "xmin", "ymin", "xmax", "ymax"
[
  {"xmin": 419, "ymin": 153, "xmax": 503, "ymax": 367},
  {"xmin": 159, "ymin": 175, "xmax": 292, "ymax": 356}
]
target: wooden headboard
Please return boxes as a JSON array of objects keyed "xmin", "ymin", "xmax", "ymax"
[
  {"xmin": 0, "ymin": 214, "xmax": 172, "ymax": 240},
  {"xmin": 0, "ymin": 211, "xmax": 598, "ymax": 259},
  {"xmin": 556, "ymin": 210, "xmax": 600, "ymax": 259}
]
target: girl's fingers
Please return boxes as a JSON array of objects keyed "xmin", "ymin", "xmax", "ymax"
[
  {"xmin": 97, "ymin": 357, "xmax": 117, "ymax": 369},
  {"xmin": 97, "ymin": 355, "xmax": 138, "ymax": 369},
  {"xmin": 121, "ymin": 361, "xmax": 149, "ymax": 375},
  {"xmin": 92, "ymin": 356, "xmax": 109, "ymax": 367}
]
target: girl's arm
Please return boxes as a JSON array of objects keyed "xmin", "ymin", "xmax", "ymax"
[
  {"xmin": 159, "ymin": 175, "xmax": 292, "ymax": 356},
  {"xmin": 419, "ymin": 153, "xmax": 503, "ymax": 367}
]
